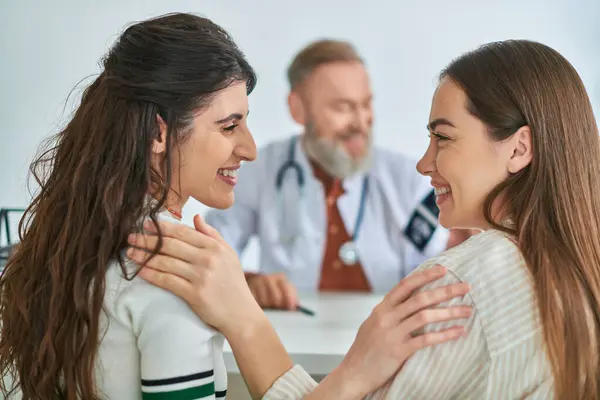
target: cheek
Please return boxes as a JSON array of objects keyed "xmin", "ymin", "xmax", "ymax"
[
  {"xmin": 442, "ymin": 147, "xmax": 508, "ymax": 207},
  {"xmin": 316, "ymin": 111, "xmax": 352, "ymax": 136},
  {"xmin": 334, "ymin": 112, "xmax": 355, "ymax": 130},
  {"xmin": 178, "ymin": 136, "xmax": 232, "ymax": 185}
]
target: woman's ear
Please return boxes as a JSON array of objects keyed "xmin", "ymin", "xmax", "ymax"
[
  {"xmin": 153, "ymin": 114, "xmax": 168, "ymax": 154},
  {"xmin": 507, "ymin": 126, "xmax": 533, "ymax": 174},
  {"xmin": 288, "ymin": 91, "xmax": 306, "ymax": 125}
]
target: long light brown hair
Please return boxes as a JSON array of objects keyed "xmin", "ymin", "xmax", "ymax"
[
  {"xmin": 443, "ymin": 40, "xmax": 600, "ymax": 398},
  {"xmin": 0, "ymin": 13, "xmax": 256, "ymax": 399}
]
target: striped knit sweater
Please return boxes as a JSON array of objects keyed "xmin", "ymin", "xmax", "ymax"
[
  {"xmin": 94, "ymin": 211, "xmax": 227, "ymax": 400},
  {"xmin": 264, "ymin": 229, "xmax": 555, "ymax": 399}
]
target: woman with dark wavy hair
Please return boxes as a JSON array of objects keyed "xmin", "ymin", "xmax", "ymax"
[
  {"xmin": 0, "ymin": 12, "xmax": 472, "ymax": 400},
  {"xmin": 0, "ymin": 12, "xmax": 260, "ymax": 399}
]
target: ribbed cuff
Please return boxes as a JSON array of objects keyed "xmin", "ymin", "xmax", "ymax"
[{"xmin": 262, "ymin": 365, "xmax": 318, "ymax": 399}]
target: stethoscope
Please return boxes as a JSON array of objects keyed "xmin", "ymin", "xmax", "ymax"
[{"xmin": 275, "ymin": 136, "xmax": 369, "ymax": 266}]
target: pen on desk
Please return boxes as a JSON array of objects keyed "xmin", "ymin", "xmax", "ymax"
[{"xmin": 296, "ymin": 304, "xmax": 315, "ymax": 316}]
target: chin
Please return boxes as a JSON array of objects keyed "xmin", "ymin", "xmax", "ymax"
[
  {"xmin": 438, "ymin": 212, "xmax": 465, "ymax": 230},
  {"xmin": 438, "ymin": 212, "xmax": 452, "ymax": 229},
  {"xmin": 192, "ymin": 193, "xmax": 235, "ymax": 210},
  {"xmin": 212, "ymin": 200, "xmax": 234, "ymax": 210},
  {"xmin": 439, "ymin": 213, "xmax": 484, "ymax": 231}
]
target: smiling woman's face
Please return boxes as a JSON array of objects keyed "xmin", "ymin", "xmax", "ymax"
[
  {"xmin": 416, "ymin": 78, "xmax": 515, "ymax": 230},
  {"xmin": 154, "ymin": 82, "xmax": 257, "ymax": 210}
]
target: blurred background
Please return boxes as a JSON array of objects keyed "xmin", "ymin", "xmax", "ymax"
[{"xmin": 1, "ymin": 0, "xmax": 599, "ymax": 263}]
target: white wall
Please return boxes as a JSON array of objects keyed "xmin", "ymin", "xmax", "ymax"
[{"xmin": 1, "ymin": 0, "xmax": 599, "ymax": 261}]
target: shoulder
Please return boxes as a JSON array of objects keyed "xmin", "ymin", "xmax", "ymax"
[
  {"xmin": 106, "ymin": 259, "xmax": 216, "ymax": 337},
  {"xmin": 103, "ymin": 264, "xmax": 226, "ymax": 399},
  {"xmin": 416, "ymin": 230, "xmax": 539, "ymax": 354},
  {"xmin": 425, "ymin": 229, "xmax": 524, "ymax": 281},
  {"xmin": 414, "ymin": 229, "xmax": 525, "ymax": 285},
  {"xmin": 398, "ymin": 233, "xmax": 521, "ymax": 326},
  {"xmin": 104, "ymin": 213, "xmax": 216, "ymax": 340}
]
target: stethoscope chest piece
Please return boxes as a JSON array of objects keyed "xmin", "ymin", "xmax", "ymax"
[{"xmin": 338, "ymin": 241, "xmax": 359, "ymax": 266}]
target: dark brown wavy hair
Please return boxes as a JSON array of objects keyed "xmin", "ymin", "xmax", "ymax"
[
  {"xmin": 443, "ymin": 40, "xmax": 600, "ymax": 398},
  {"xmin": 0, "ymin": 13, "xmax": 256, "ymax": 399}
]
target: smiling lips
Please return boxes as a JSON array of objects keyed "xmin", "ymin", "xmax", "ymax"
[
  {"xmin": 434, "ymin": 186, "xmax": 452, "ymax": 205},
  {"xmin": 340, "ymin": 134, "xmax": 366, "ymax": 157},
  {"xmin": 217, "ymin": 166, "xmax": 239, "ymax": 186},
  {"xmin": 434, "ymin": 187, "xmax": 450, "ymax": 196}
]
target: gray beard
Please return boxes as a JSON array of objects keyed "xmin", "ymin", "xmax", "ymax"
[{"xmin": 302, "ymin": 132, "xmax": 373, "ymax": 180}]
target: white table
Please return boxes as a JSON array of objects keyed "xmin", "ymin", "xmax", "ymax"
[{"xmin": 224, "ymin": 293, "xmax": 384, "ymax": 376}]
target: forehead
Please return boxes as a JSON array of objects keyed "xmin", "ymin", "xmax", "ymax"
[
  {"xmin": 429, "ymin": 78, "xmax": 470, "ymax": 120},
  {"xmin": 305, "ymin": 61, "xmax": 371, "ymax": 101},
  {"xmin": 201, "ymin": 81, "xmax": 249, "ymax": 118}
]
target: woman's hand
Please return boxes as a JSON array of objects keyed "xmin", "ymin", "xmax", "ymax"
[
  {"xmin": 127, "ymin": 215, "xmax": 264, "ymax": 336},
  {"xmin": 128, "ymin": 215, "xmax": 296, "ymax": 398},
  {"xmin": 129, "ymin": 216, "xmax": 472, "ymax": 400},
  {"xmin": 310, "ymin": 266, "xmax": 471, "ymax": 400}
]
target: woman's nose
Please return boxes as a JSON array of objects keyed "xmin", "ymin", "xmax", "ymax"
[
  {"xmin": 417, "ymin": 140, "xmax": 436, "ymax": 176},
  {"xmin": 236, "ymin": 128, "xmax": 257, "ymax": 162}
]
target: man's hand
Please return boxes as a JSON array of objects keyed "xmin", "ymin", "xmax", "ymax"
[{"xmin": 245, "ymin": 272, "xmax": 298, "ymax": 310}]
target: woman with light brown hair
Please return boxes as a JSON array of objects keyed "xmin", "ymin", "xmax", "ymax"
[{"xmin": 130, "ymin": 39, "xmax": 600, "ymax": 398}]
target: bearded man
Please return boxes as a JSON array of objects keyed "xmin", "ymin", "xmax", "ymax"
[{"xmin": 205, "ymin": 39, "xmax": 471, "ymax": 310}]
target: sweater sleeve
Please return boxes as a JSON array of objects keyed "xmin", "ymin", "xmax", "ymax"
[
  {"xmin": 262, "ymin": 365, "xmax": 318, "ymax": 399},
  {"xmin": 119, "ymin": 279, "xmax": 226, "ymax": 399}
]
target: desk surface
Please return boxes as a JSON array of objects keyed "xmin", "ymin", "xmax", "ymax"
[{"xmin": 224, "ymin": 293, "xmax": 384, "ymax": 375}]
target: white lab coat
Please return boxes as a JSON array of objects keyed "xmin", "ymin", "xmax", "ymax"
[{"xmin": 205, "ymin": 135, "xmax": 449, "ymax": 293}]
